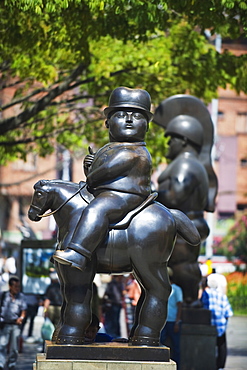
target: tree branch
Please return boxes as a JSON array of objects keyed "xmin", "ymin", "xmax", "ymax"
[
  {"xmin": 50, "ymin": 92, "xmax": 108, "ymax": 106},
  {"xmin": 1, "ymin": 87, "xmax": 49, "ymax": 111},
  {"xmin": 0, "ymin": 65, "xmax": 133, "ymax": 136},
  {"xmin": 0, "ymin": 118, "xmax": 101, "ymax": 146},
  {"xmin": 0, "ymin": 71, "xmax": 77, "ymax": 111},
  {"xmin": 0, "ymin": 77, "xmax": 31, "ymax": 90},
  {"xmin": 0, "ymin": 63, "xmax": 85, "ymax": 135},
  {"xmin": 68, "ymin": 67, "xmax": 133, "ymax": 92},
  {"xmin": 18, "ymin": 104, "xmax": 101, "ymax": 128}
]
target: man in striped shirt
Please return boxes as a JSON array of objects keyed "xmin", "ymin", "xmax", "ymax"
[{"xmin": 201, "ymin": 274, "xmax": 233, "ymax": 370}]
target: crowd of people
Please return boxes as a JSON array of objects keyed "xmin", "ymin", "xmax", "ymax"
[
  {"xmin": 0, "ymin": 252, "xmax": 233, "ymax": 370},
  {"xmin": 0, "ymin": 258, "xmax": 142, "ymax": 368}
]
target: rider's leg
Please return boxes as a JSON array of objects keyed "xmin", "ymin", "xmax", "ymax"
[{"xmin": 53, "ymin": 191, "xmax": 143, "ymax": 271}]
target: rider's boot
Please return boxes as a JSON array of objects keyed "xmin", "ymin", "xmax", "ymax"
[{"xmin": 53, "ymin": 243, "xmax": 91, "ymax": 272}]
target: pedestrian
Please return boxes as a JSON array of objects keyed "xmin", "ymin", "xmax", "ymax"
[
  {"xmin": 84, "ymin": 314, "xmax": 113, "ymax": 344},
  {"xmin": 0, "ymin": 276, "xmax": 27, "ymax": 370},
  {"xmin": 124, "ymin": 274, "xmax": 141, "ymax": 335},
  {"xmin": 102, "ymin": 275, "xmax": 124, "ymax": 338},
  {"xmin": 20, "ymin": 294, "xmax": 40, "ymax": 343},
  {"xmin": 208, "ymin": 269, "xmax": 228, "ymax": 295},
  {"xmin": 0, "ymin": 256, "xmax": 17, "ymax": 293},
  {"xmin": 43, "ymin": 270, "xmax": 62, "ymax": 327},
  {"xmin": 160, "ymin": 272, "xmax": 183, "ymax": 370},
  {"xmin": 201, "ymin": 274, "xmax": 233, "ymax": 370}
]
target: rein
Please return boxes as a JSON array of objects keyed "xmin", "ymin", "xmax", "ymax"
[{"xmin": 37, "ymin": 182, "xmax": 87, "ymax": 218}]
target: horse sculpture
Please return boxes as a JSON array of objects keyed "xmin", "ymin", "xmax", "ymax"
[{"xmin": 28, "ymin": 179, "xmax": 200, "ymax": 346}]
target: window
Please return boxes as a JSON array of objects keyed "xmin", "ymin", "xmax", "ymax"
[
  {"xmin": 240, "ymin": 158, "xmax": 247, "ymax": 167},
  {"xmin": 12, "ymin": 153, "xmax": 37, "ymax": 171},
  {"xmin": 236, "ymin": 112, "xmax": 247, "ymax": 133},
  {"xmin": 218, "ymin": 111, "xmax": 224, "ymax": 119}
]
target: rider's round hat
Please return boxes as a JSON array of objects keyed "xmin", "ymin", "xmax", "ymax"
[{"xmin": 104, "ymin": 86, "xmax": 153, "ymax": 121}]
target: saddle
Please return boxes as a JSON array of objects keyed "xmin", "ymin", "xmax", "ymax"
[
  {"xmin": 79, "ymin": 181, "xmax": 158, "ymax": 230},
  {"xmin": 112, "ymin": 192, "xmax": 158, "ymax": 230}
]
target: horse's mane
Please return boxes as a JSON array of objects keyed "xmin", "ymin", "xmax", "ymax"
[{"xmin": 34, "ymin": 179, "xmax": 85, "ymax": 190}]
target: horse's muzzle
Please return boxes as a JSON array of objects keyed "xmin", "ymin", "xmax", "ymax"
[{"xmin": 28, "ymin": 208, "xmax": 42, "ymax": 222}]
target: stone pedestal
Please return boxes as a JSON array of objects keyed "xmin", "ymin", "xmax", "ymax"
[
  {"xmin": 181, "ymin": 307, "xmax": 211, "ymax": 325},
  {"xmin": 34, "ymin": 354, "xmax": 176, "ymax": 370},
  {"xmin": 45, "ymin": 341, "xmax": 170, "ymax": 362},
  {"xmin": 34, "ymin": 342, "xmax": 176, "ymax": 370},
  {"xmin": 180, "ymin": 324, "xmax": 217, "ymax": 370},
  {"xmin": 180, "ymin": 307, "xmax": 217, "ymax": 370}
]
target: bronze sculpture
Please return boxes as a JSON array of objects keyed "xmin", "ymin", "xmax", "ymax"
[
  {"xmin": 28, "ymin": 88, "xmax": 200, "ymax": 346},
  {"xmin": 153, "ymin": 95, "xmax": 218, "ymax": 304},
  {"xmin": 53, "ymin": 87, "xmax": 153, "ymax": 272}
]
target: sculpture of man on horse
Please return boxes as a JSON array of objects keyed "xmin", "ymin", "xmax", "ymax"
[
  {"xmin": 28, "ymin": 87, "xmax": 201, "ymax": 347},
  {"xmin": 53, "ymin": 87, "xmax": 154, "ymax": 272}
]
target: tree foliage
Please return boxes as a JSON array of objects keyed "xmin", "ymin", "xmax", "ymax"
[
  {"xmin": 0, "ymin": 0, "xmax": 246, "ymax": 165},
  {"xmin": 216, "ymin": 211, "xmax": 247, "ymax": 263}
]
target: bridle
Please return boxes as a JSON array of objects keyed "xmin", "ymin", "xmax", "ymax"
[{"xmin": 32, "ymin": 182, "xmax": 87, "ymax": 218}]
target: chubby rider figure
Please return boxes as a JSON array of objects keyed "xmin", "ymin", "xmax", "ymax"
[{"xmin": 53, "ymin": 87, "xmax": 153, "ymax": 271}]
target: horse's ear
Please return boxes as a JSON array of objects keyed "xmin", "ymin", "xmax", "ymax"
[
  {"xmin": 40, "ymin": 180, "xmax": 47, "ymax": 186},
  {"xmin": 34, "ymin": 179, "xmax": 47, "ymax": 189}
]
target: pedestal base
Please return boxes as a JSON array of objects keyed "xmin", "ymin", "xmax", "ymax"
[
  {"xmin": 181, "ymin": 307, "xmax": 211, "ymax": 325},
  {"xmin": 34, "ymin": 353, "xmax": 176, "ymax": 370},
  {"xmin": 45, "ymin": 341, "xmax": 170, "ymax": 362},
  {"xmin": 34, "ymin": 342, "xmax": 175, "ymax": 370},
  {"xmin": 180, "ymin": 324, "xmax": 217, "ymax": 370}
]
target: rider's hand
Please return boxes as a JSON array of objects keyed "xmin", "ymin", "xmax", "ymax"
[
  {"xmin": 84, "ymin": 154, "xmax": 95, "ymax": 169},
  {"xmin": 83, "ymin": 147, "xmax": 95, "ymax": 175}
]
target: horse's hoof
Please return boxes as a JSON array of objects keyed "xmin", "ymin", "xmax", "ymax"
[
  {"xmin": 56, "ymin": 335, "xmax": 84, "ymax": 345},
  {"xmin": 53, "ymin": 249, "xmax": 87, "ymax": 272},
  {"xmin": 129, "ymin": 336, "xmax": 160, "ymax": 347}
]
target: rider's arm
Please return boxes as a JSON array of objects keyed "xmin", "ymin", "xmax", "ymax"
[{"xmin": 87, "ymin": 150, "xmax": 138, "ymax": 187}]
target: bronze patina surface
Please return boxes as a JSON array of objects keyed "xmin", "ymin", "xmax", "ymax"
[
  {"xmin": 154, "ymin": 95, "xmax": 218, "ymax": 304},
  {"xmin": 28, "ymin": 88, "xmax": 200, "ymax": 347}
]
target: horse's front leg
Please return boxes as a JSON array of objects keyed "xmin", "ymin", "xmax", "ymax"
[
  {"xmin": 55, "ymin": 259, "xmax": 97, "ymax": 345},
  {"xmin": 51, "ymin": 260, "xmax": 66, "ymax": 342}
]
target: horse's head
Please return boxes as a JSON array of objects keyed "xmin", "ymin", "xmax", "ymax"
[{"xmin": 28, "ymin": 180, "xmax": 51, "ymax": 221}]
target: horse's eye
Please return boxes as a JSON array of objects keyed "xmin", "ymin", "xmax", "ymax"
[{"xmin": 36, "ymin": 192, "xmax": 42, "ymax": 198}]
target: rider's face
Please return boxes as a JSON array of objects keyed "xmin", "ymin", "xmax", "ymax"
[{"xmin": 106, "ymin": 109, "xmax": 148, "ymax": 142}]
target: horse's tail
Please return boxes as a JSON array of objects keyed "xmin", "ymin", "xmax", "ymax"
[{"xmin": 170, "ymin": 209, "xmax": 201, "ymax": 246}]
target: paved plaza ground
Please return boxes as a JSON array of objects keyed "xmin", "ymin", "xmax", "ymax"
[{"xmin": 14, "ymin": 314, "xmax": 247, "ymax": 370}]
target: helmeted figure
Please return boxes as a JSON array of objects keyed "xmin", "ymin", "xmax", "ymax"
[
  {"xmin": 53, "ymin": 87, "xmax": 153, "ymax": 271},
  {"xmin": 154, "ymin": 95, "xmax": 218, "ymax": 304}
]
